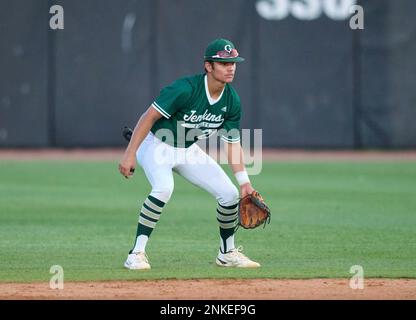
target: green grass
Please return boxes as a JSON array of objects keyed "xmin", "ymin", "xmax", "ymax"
[{"xmin": 0, "ymin": 160, "xmax": 415, "ymax": 282}]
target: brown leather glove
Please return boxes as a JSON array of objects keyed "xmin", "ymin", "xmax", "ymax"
[{"xmin": 238, "ymin": 191, "xmax": 271, "ymax": 229}]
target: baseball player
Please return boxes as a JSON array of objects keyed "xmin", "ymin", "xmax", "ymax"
[{"xmin": 119, "ymin": 38, "xmax": 260, "ymax": 269}]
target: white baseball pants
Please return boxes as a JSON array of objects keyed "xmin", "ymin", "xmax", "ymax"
[{"xmin": 136, "ymin": 132, "xmax": 239, "ymax": 206}]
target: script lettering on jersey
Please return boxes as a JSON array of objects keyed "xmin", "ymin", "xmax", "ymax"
[
  {"xmin": 183, "ymin": 110, "xmax": 224, "ymax": 123},
  {"xmin": 182, "ymin": 110, "xmax": 224, "ymax": 129}
]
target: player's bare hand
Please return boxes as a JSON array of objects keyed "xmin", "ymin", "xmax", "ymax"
[
  {"xmin": 119, "ymin": 153, "xmax": 136, "ymax": 179},
  {"xmin": 240, "ymin": 183, "xmax": 255, "ymax": 198}
]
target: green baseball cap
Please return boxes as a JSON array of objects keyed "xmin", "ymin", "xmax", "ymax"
[{"xmin": 204, "ymin": 38, "xmax": 245, "ymax": 63}]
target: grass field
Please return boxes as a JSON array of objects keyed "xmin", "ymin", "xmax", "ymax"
[{"xmin": 0, "ymin": 160, "xmax": 415, "ymax": 282}]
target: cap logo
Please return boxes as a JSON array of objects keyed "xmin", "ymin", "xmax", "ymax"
[{"xmin": 205, "ymin": 40, "xmax": 243, "ymax": 61}]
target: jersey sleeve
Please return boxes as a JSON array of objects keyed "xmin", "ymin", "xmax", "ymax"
[
  {"xmin": 221, "ymin": 94, "xmax": 241, "ymax": 144},
  {"xmin": 152, "ymin": 79, "xmax": 193, "ymax": 119}
]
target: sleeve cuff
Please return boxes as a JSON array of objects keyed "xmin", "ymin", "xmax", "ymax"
[
  {"xmin": 151, "ymin": 102, "xmax": 171, "ymax": 119},
  {"xmin": 221, "ymin": 136, "xmax": 241, "ymax": 144}
]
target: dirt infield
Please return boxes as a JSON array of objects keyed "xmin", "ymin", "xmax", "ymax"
[
  {"xmin": 1, "ymin": 279, "xmax": 415, "ymax": 300},
  {"xmin": 1, "ymin": 148, "xmax": 416, "ymax": 161}
]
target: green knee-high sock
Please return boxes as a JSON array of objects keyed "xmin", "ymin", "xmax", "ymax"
[
  {"xmin": 130, "ymin": 195, "xmax": 166, "ymax": 253},
  {"xmin": 217, "ymin": 202, "xmax": 239, "ymax": 253}
]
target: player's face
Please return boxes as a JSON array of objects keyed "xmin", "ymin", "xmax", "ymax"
[{"xmin": 210, "ymin": 62, "xmax": 236, "ymax": 83}]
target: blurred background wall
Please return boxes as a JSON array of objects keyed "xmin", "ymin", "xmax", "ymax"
[{"xmin": 0, "ymin": 0, "xmax": 415, "ymax": 148}]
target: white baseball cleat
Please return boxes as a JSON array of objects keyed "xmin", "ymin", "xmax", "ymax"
[
  {"xmin": 124, "ymin": 252, "xmax": 151, "ymax": 270},
  {"xmin": 216, "ymin": 246, "xmax": 261, "ymax": 268}
]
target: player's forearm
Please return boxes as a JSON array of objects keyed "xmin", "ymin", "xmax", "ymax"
[
  {"xmin": 226, "ymin": 142, "xmax": 251, "ymax": 187},
  {"xmin": 229, "ymin": 155, "xmax": 245, "ymax": 174},
  {"xmin": 226, "ymin": 142, "xmax": 245, "ymax": 173},
  {"xmin": 125, "ymin": 108, "xmax": 160, "ymax": 156}
]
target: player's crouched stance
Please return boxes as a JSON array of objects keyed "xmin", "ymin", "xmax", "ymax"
[{"xmin": 119, "ymin": 39, "xmax": 260, "ymax": 270}]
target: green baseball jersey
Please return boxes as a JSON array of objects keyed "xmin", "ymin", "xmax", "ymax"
[{"xmin": 151, "ymin": 74, "xmax": 241, "ymax": 148}]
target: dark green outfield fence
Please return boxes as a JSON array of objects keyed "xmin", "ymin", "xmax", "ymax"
[{"xmin": 1, "ymin": 0, "xmax": 415, "ymax": 148}]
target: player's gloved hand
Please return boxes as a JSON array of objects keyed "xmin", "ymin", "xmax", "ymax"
[
  {"xmin": 238, "ymin": 190, "xmax": 271, "ymax": 229},
  {"xmin": 119, "ymin": 152, "xmax": 136, "ymax": 179}
]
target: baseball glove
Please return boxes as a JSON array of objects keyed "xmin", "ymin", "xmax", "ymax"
[{"xmin": 238, "ymin": 191, "xmax": 271, "ymax": 229}]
